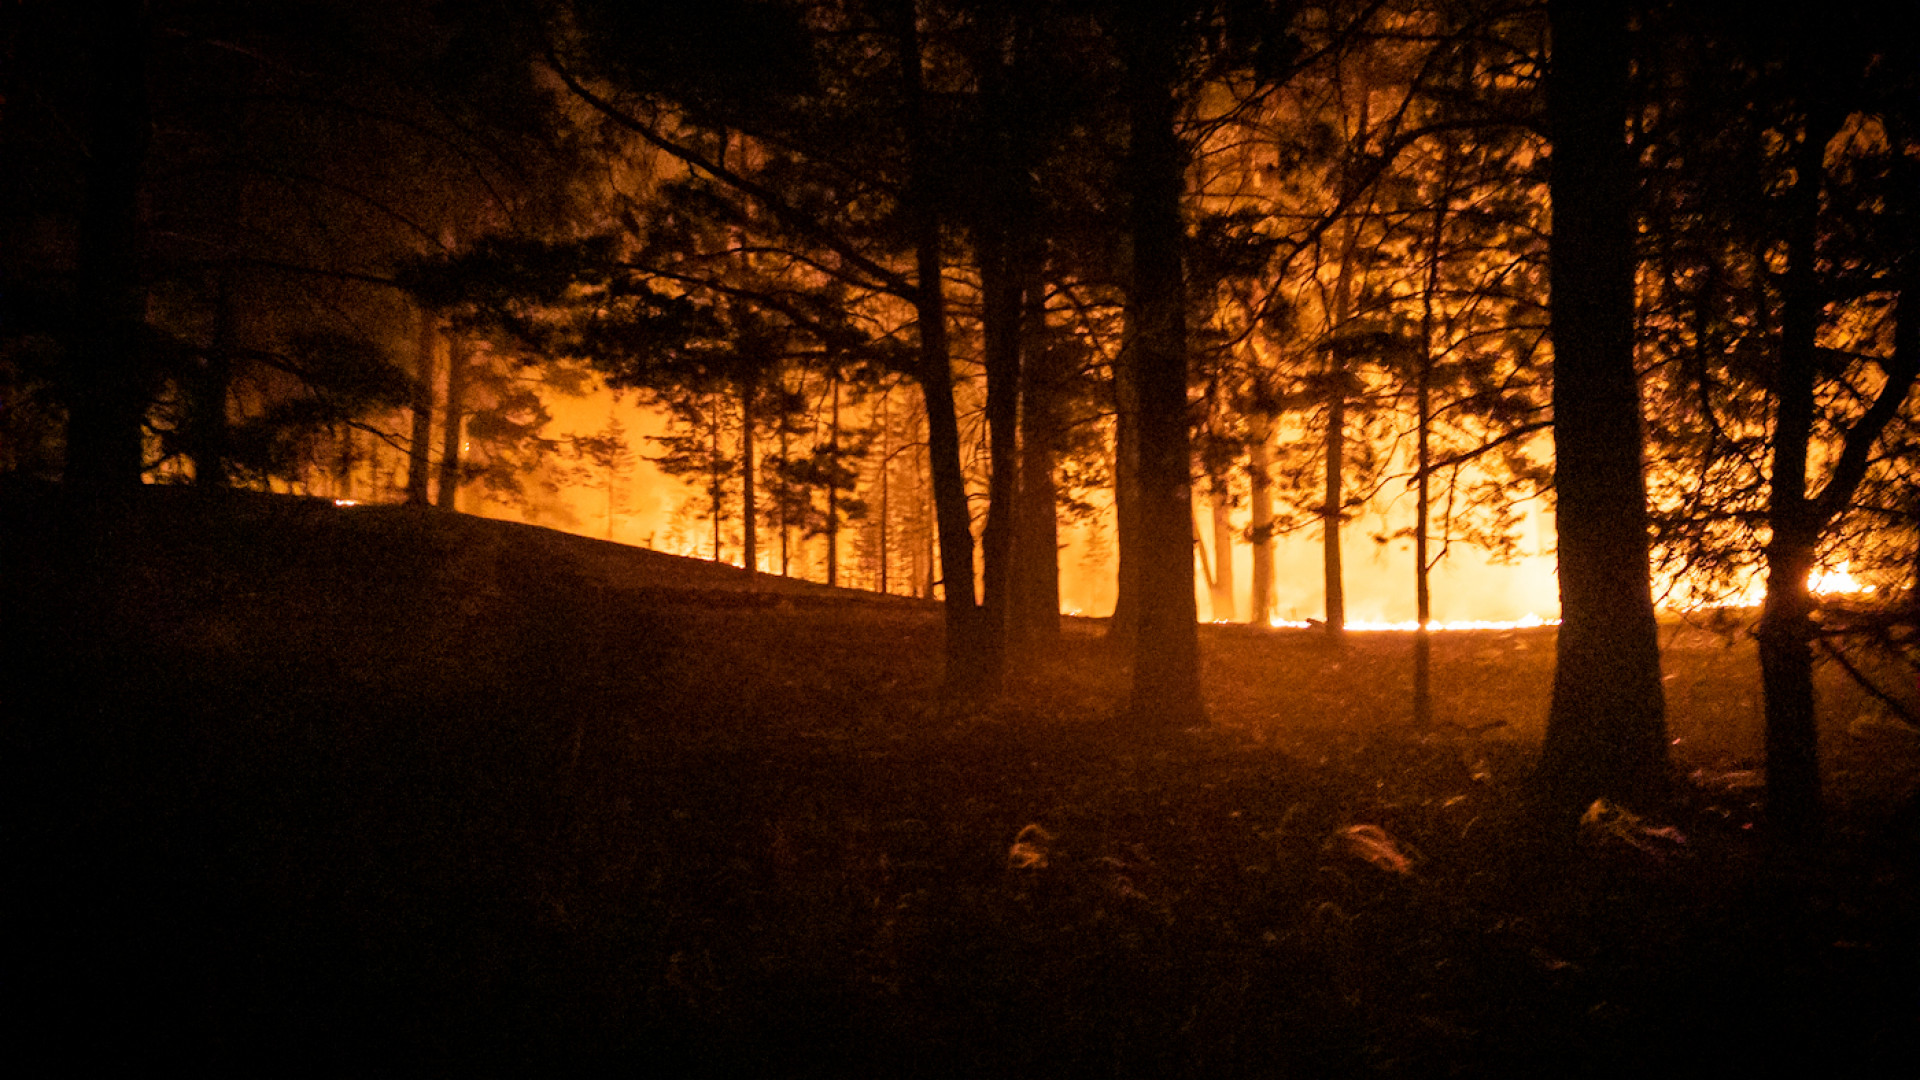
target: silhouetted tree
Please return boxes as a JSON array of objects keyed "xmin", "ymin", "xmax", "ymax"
[
  {"xmin": 1535, "ymin": 0, "xmax": 1667, "ymax": 816},
  {"xmin": 1115, "ymin": 3, "xmax": 1206, "ymax": 727},
  {"xmin": 1637, "ymin": 2, "xmax": 1920, "ymax": 838}
]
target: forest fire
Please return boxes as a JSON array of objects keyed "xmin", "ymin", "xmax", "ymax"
[
  {"xmin": 1809, "ymin": 563, "xmax": 1874, "ymax": 596},
  {"xmin": 1273, "ymin": 613, "xmax": 1561, "ymax": 632},
  {"xmin": 1261, "ymin": 613, "xmax": 1555, "ymax": 631},
  {"xmin": 1672, "ymin": 561, "xmax": 1883, "ymax": 611},
  {"xmin": 7, "ymin": 0, "xmax": 1917, "ymax": 1071}
]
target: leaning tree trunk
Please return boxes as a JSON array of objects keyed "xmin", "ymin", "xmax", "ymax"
[
  {"xmin": 1537, "ymin": 0, "xmax": 1668, "ymax": 816},
  {"xmin": 1121, "ymin": 10, "xmax": 1204, "ymax": 729},
  {"xmin": 897, "ymin": 0, "xmax": 989, "ymax": 696},
  {"xmin": 915, "ymin": 255, "xmax": 987, "ymax": 690}
]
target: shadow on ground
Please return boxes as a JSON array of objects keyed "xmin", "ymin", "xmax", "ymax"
[{"xmin": 5, "ymin": 484, "xmax": 1915, "ymax": 1075}]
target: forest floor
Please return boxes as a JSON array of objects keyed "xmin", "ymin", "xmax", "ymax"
[{"xmin": 5, "ymin": 483, "xmax": 1918, "ymax": 1075}]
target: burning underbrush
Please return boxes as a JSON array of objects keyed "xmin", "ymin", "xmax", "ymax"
[{"xmin": 5, "ymin": 487, "xmax": 1916, "ymax": 1075}]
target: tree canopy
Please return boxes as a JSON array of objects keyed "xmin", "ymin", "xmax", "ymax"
[{"xmin": 6, "ymin": 0, "xmax": 1918, "ymax": 831}]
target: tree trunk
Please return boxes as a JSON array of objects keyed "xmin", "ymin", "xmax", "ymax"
[
  {"xmin": 1757, "ymin": 104, "xmax": 1845, "ymax": 839},
  {"xmin": 1109, "ymin": 334, "xmax": 1142, "ymax": 641},
  {"xmin": 711, "ymin": 393, "xmax": 727, "ymax": 563},
  {"xmin": 64, "ymin": 2, "xmax": 152, "ymax": 497},
  {"xmin": 978, "ymin": 228, "xmax": 1022, "ymax": 682},
  {"xmin": 1765, "ymin": 277, "xmax": 1914, "ymax": 838},
  {"xmin": 827, "ymin": 375, "xmax": 841, "ymax": 587},
  {"xmin": 1414, "ymin": 173, "xmax": 1447, "ymax": 729},
  {"xmin": 1210, "ymin": 487, "xmax": 1237, "ymax": 623},
  {"xmin": 334, "ymin": 426, "xmax": 355, "ymax": 499},
  {"xmin": 741, "ymin": 376, "xmax": 757, "ymax": 576},
  {"xmin": 896, "ymin": 0, "xmax": 989, "ymax": 695},
  {"xmin": 779, "ymin": 416, "xmax": 791, "ymax": 575},
  {"xmin": 917, "ymin": 270, "xmax": 984, "ymax": 686},
  {"xmin": 919, "ymin": 432, "xmax": 934, "ymax": 599},
  {"xmin": 406, "ymin": 307, "xmax": 436, "ymax": 505},
  {"xmin": 191, "ymin": 124, "xmax": 254, "ymax": 490},
  {"xmin": 1911, "ymin": 490, "xmax": 1920, "ymax": 600},
  {"xmin": 1010, "ymin": 429, "xmax": 1061, "ymax": 645},
  {"xmin": 1011, "ymin": 285, "xmax": 1062, "ymax": 648},
  {"xmin": 436, "ymin": 336, "xmax": 467, "ymax": 511},
  {"xmin": 1323, "ymin": 232, "xmax": 1354, "ymax": 638},
  {"xmin": 1537, "ymin": 0, "xmax": 1668, "ymax": 815},
  {"xmin": 190, "ymin": 271, "xmax": 236, "ymax": 487},
  {"xmin": 1413, "ymin": 363, "xmax": 1433, "ymax": 727},
  {"xmin": 975, "ymin": 9, "xmax": 1027, "ymax": 679},
  {"xmin": 877, "ymin": 392, "xmax": 890, "ymax": 593},
  {"xmin": 1247, "ymin": 413, "xmax": 1276, "ymax": 625},
  {"xmin": 1323, "ymin": 381, "xmax": 1346, "ymax": 635},
  {"xmin": 1758, "ymin": 537, "xmax": 1821, "ymax": 835},
  {"xmin": 1121, "ymin": 10, "xmax": 1204, "ymax": 728}
]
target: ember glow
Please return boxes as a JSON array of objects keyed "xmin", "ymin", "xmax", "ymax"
[
  {"xmin": 1674, "ymin": 561, "xmax": 1880, "ymax": 610},
  {"xmin": 1265, "ymin": 613, "xmax": 1559, "ymax": 632},
  {"xmin": 1809, "ymin": 563, "xmax": 1874, "ymax": 596}
]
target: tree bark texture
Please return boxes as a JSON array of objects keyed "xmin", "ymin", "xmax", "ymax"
[
  {"xmin": 895, "ymin": 0, "xmax": 989, "ymax": 695},
  {"xmin": 1247, "ymin": 413, "xmax": 1277, "ymax": 625},
  {"xmin": 1323, "ymin": 343, "xmax": 1347, "ymax": 636},
  {"xmin": 1756, "ymin": 104, "xmax": 1843, "ymax": 840},
  {"xmin": 1321, "ymin": 207, "xmax": 1365, "ymax": 639},
  {"xmin": 1206, "ymin": 406, "xmax": 1235, "ymax": 622},
  {"xmin": 1121, "ymin": 11, "xmax": 1204, "ymax": 728},
  {"xmin": 1538, "ymin": 0, "xmax": 1669, "ymax": 813}
]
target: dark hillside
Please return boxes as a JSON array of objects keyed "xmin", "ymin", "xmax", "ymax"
[{"xmin": 5, "ymin": 484, "xmax": 1916, "ymax": 1075}]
